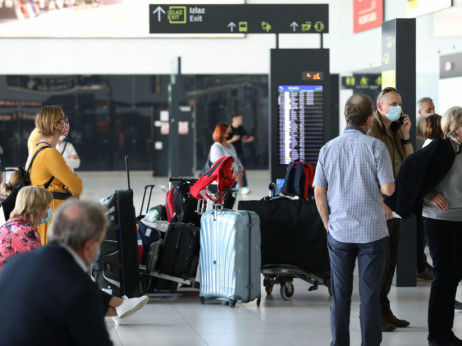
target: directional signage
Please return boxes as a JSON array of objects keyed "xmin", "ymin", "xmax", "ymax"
[{"xmin": 149, "ymin": 4, "xmax": 329, "ymax": 34}]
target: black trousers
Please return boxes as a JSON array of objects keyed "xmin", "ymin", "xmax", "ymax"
[
  {"xmin": 380, "ymin": 218, "xmax": 401, "ymax": 317},
  {"xmin": 424, "ymin": 217, "xmax": 462, "ymax": 343}
]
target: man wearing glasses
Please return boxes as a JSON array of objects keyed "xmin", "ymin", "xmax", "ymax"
[{"xmin": 369, "ymin": 87, "xmax": 414, "ymax": 332}]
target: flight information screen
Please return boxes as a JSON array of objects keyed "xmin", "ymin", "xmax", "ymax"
[{"xmin": 277, "ymin": 85, "xmax": 324, "ymax": 165}]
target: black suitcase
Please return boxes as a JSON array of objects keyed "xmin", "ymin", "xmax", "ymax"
[
  {"xmin": 91, "ymin": 157, "xmax": 140, "ymax": 298},
  {"xmin": 238, "ymin": 197, "xmax": 330, "ymax": 274},
  {"xmin": 158, "ymin": 222, "xmax": 200, "ymax": 279}
]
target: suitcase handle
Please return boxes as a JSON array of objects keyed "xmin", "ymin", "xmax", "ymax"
[
  {"xmin": 140, "ymin": 185, "xmax": 155, "ymax": 216},
  {"xmin": 125, "ymin": 156, "xmax": 131, "ymax": 190}
]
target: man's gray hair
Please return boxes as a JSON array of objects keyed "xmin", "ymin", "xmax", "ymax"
[
  {"xmin": 417, "ymin": 97, "xmax": 434, "ymax": 109},
  {"xmin": 48, "ymin": 199, "xmax": 108, "ymax": 249}
]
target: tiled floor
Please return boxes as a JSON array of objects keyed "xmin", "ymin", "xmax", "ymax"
[{"xmin": 77, "ymin": 170, "xmax": 462, "ymax": 346}]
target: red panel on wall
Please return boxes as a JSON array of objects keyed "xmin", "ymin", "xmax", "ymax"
[{"xmin": 353, "ymin": 0, "xmax": 383, "ymax": 33}]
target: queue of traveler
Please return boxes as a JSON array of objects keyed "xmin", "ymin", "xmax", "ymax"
[{"xmin": 315, "ymin": 90, "xmax": 462, "ymax": 346}]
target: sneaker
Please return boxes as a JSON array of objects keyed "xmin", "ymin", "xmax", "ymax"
[
  {"xmin": 241, "ymin": 187, "xmax": 251, "ymax": 195},
  {"xmin": 455, "ymin": 300, "xmax": 462, "ymax": 311},
  {"xmin": 417, "ymin": 268, "xmax": 434, "ymax": 282},
  {"xmin": 116, "ymin": 295, "xmax": 149, "ymax": 319}
]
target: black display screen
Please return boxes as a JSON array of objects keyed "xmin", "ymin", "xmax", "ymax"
[{"xmin": 277, "ymin": 85, "xmax": 324, "ymax": 165}]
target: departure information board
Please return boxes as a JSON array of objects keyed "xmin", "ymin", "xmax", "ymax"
[{"xmin": 278, "ymin": 85, "xmax": 324, "ymax": 165}]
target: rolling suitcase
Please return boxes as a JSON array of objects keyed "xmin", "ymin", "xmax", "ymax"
[
  {"xmin": 199, "ymin": 209, "xmax": 261, "ymax": 308},
  {"xmin": 157, "ymin": 222, "xmax": 200, "ymax": 279},
  {"xmin": 91, "ymin": 156, "xmax": 140, "ymax": 298}
]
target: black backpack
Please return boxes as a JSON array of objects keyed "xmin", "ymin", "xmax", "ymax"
[
  {"xmin": 171, "ymin": 179, "xmax": 201, "ymax": 227},
  {"xmin": 1, "ymin": 145, "xmax": 52, "ymax": 221}
]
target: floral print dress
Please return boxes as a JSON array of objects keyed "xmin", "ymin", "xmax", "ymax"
[{"xmin": 0, "ymin": 216, "xmax": 40, "ymax": 271}]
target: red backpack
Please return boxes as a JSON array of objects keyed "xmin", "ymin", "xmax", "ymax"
[
  {"xmin": 281, "ymin": 161, "xmax": 315, "ymax": 199},
  {"xmin": 190, "ymin": 156, "xmax": 235, "ymax": 204}
]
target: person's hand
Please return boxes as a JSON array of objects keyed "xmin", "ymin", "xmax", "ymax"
[
  {"xmin": 399, "ymin": 113, "xmax": 412, "ymax": 138},
  {"xmin": 382, "ymin": 202, "xmax": 393, "ymax": 220},
  {"xmin": 428, "ymin": 191, "xmax": 448, "ymax": 210}
]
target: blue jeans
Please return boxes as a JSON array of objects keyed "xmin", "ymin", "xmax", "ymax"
[{"xmin": 327, "ymin": 233, "xmax": 388, "ymax": 346}]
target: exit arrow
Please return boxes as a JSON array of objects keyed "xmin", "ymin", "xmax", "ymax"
[
  {"xmin": 153, "ymin": 6, "xmax": 166, "ymax": 22},
  {"xmin": 228, "ymin": 22, "xmax": 237, "ymax": 32},
  {"xmin": 290, "ymin": 22, "xmax": 299, "ymax": 32}
]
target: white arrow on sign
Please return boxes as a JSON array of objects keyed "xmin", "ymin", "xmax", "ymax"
[
  {"xmin": 228, "ymin": 22, "xmax": 237, "ymax": 32},
  {"xmin": 153, "ymin": 6, "xmax": 166, "ymax": 22},
  {"xmin": 290, "ymin": 21, "xmax": 299, "ymax": 32}
]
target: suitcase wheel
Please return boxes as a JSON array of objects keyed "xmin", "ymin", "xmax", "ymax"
[
  {"xmin": 280, "ymin": 282, "xmax": 294, "ymax": 300},
  {"xmin": 229, "ymin": 299, "xmax": 236, "ymax": 308},
  {"xmin": 200, "ymin": 296, "xmax": 205, "ymax": 305},
  {"xmin": 256, "ymin": 298, "xmax": 261, "ymax": 307}
]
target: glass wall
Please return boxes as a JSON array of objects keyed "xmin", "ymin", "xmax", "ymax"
[{"xmin": 0, "ymin": 74, "xmax": 268, "ymax": 173}]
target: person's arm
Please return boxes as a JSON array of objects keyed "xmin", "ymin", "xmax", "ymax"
[
  {"xmin": 314, "ymin": 185, "xmax": 329, "ymax": 231},
  {"xmin": 227, "ymin": 135, "xmax": 240, "ymax": 144},
  {"xmin": 43, "ymin": 150, "xmax": 83, "ymax": 196},
  {"xmin": 400, "ymin": 113, "xmax": 414, "ymax": 157},
  {"xmin": 375, "ymin": 141, "xmax": 395, "ymax": 219},
  {"xmin": 67, "ymin": 286, "xmax": 113, "ymax": 346}
]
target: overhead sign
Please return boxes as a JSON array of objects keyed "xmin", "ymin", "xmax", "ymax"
[
  {"xmin": 353, "ymin": 0, "xmax": 383, "ymax": 33},
  {"xmin": 149, "ymin": 4, "xmax": 328, "ymax": 34}
]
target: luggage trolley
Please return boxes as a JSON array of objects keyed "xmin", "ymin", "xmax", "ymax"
[
  {"xmin": 138, "ymin": 179, "xmax": 201, "ymax": 293},
  {"xmin": 262, "ymin": 264, "xmax": 331, "ymax": 300}
]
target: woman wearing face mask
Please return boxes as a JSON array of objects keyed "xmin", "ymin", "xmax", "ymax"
[
  {"xmin": 28, "ymin": 106, "xmax": 83, "ymax": 245},
  {"xmin": 0, "ymin": 186, "xmax": 52, "ymax": 271}
]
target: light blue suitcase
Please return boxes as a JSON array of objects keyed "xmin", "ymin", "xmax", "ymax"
[{"xmin": 199, "ymin": 209, "xmax": 261, "ymax": 308}]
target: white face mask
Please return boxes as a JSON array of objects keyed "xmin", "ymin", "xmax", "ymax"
[{"xmin": 59, "ymin": 135, "xmax": 66, "ymax": 141}]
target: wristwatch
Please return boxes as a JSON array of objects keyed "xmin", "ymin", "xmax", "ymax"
[{"xmin": 401, "ymin": 138, "xmax": 412, "ymax": 145}]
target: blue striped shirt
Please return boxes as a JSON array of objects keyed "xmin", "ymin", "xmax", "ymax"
[{"xmin": 313, "ymin": 126, "xmax": 394, "ymax": 243}]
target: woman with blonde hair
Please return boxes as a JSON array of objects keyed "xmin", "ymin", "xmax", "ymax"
[
  {"xmin": 0, "ymin": 186, "xmax": 53, "ymax": 270},
  {"xmin": 28, "ymin": 105, "xmax": 83, "ymax": 245}
]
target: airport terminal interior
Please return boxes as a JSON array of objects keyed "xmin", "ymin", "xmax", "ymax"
[{"xmin": 1, "ymin": 0, "xmax": 462, "ymax": 345}]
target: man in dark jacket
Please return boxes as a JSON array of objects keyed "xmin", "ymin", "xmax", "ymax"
[
  {"xmin": 368, "ymin": 87, "xmax": 414, "ymax": 332},
  {"xmin": 0, "ymin": 199, "xmax": 113, "ymax": 346}
]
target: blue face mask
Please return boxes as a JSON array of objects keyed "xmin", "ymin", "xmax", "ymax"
[
  {"xmin": 385, "ymin": 106, "xmax": 402, "ymax": 122},
  {"xmin": 41, "ymin": 208, "xmax": 52, "ymax": 224},
  {"xmin": 90, "ymin": 248, "xmax": 101, "ymax": 269}
]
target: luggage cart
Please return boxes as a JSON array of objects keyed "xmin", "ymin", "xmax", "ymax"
[
  {"xmin": 262, "ymin": 264, "xmax": 331, "ymax": 300},
  {"xmin": 138, "ymin": 179, "xmax": 201, "ymax": 293}
]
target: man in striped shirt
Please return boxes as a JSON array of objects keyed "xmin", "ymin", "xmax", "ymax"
[{"xmin": 313, "ymin": 93, "xmax": 395, "ymax": 346}]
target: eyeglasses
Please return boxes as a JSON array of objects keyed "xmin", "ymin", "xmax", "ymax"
[
  {"xmin": 377, "ymin": 87, "xmax": 399, "ymax": 103},
  {"xmin": 58, "ymin": 116, "xmax": 69, "ymax": 123}
]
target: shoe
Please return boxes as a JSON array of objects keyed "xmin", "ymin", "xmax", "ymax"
[
  {"xmin": 455, "ymin": 300, "xmax": 462, "ymax": 310},
  {"xmin": 449, "ymin": 334, "xmax": 462, "ymax": 345},
  {"xmin": 383, "ymin": 314, "xmax": 410, "ymax": 328},
  {"xmin": 417, "ymin": 268, "xmax": 434, "ymax": 282},
  {"xmin": 116, "ymin": 295, "xmax": 149, "ymax": 319},
  {"xmin": 241, "ymin": 187, "xmax": 251, "ymax": 195},
  {"xmin": 381, "ymin": 319, "xmax": 396, "ymax": 332}
]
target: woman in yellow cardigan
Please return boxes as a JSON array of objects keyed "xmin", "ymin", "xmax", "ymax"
[{"xmin": 28, "ymin": 106, "xmax": 83, "ymax": 245}]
